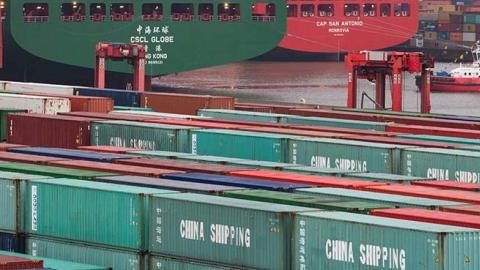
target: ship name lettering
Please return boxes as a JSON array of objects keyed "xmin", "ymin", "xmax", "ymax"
[
  {"xmin": 130, "ymin": 36, "xmax": 148, "ymax": 43},
  {"xmin": 151, "ymin": 36, "xmax": 174, "ymax": 43},
  {"xmin": 210, "ymin": 224, "xmax": 251, "ymax": 247}
]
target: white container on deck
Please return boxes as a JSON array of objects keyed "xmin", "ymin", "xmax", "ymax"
[
  {"xmin": 4, "ymin": 81, "xmax": 76, "ymax": 95},
  {"xmin": 0, "ymin": 93, "xmax": 71, "ymax": 114}
]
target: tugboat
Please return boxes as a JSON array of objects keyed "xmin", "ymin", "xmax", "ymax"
[{"xmin": 431, "ymin": 42, "xmax": 480, "ymax": 92}]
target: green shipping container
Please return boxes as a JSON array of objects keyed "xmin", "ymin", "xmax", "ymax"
[
  {"xmin": 344, "ymin": 172, "xmax": 435, "ymax": 184},
  {"xmin": 401, "ymin": 148, "xmax": 480, "ymax": 182},
  {"xmin": 464, "ymin": 14, "xmax": 476, "ymax": 24},
  {"xmin": 0, "ymin": 250, "xmax": 108, "ymax": 270},
  {"xmin": 149, "ymin": 255, "xmax": 240, "ymax": 270},
  {"xmin": 285, "ymin": 166, "xmax": 351, "ymax": 176},
  {"xmin": 0, "ymin": 171, "xmax": 51, "ymax": 233},
  {"xmin": 293, "ymin": 211, "xmax": 480, "ymax": 270},
  {"xmin": 25, "ymin": 178, "xmax": 177, "ymax": 250},
  {"xmin": 198, "ymin": 109, "xmax": 286, "ymax": 123},
  {"xmin": 284, "ymin": 115, "xmax": 387, "ymax": 131},
  {"xmin": 289, "ymin": 137, "xmax": 408, "ymax": 173},
  {"xmin": 148, "ymin": 193, "xmax": 314, "ymax": 270},
  {"xmin": 192, "ymin": 129, "xmax": 294, "ymax": 162},
  {"xmin": 223, "ymin": 190, "xmax": 393, "ymax": 214},
  {"xmin": 1, "ymin": 109, "xmax": 27, "ymax": 141},
  {"xmin": 0, "ymin": 162, "xmax": 117, "ymax": 179},
  {"xmin": 26, "ymin": 236, "xmax": 145, "ymax": 270},
  {"xmin": 296, "ymin": 187, "xmax": 466, "ymax": 209},
  {"xmin": 91, "ymin": 120, "xmax": 196, "ymax": 152},
  {"xmin": 397, "ymin": 134, "xmax": 480, "ymax": 146}
]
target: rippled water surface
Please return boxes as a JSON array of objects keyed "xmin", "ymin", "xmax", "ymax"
[{"xmin": 153, "ymin": 61, "xmax": 480, "ymax": 116}]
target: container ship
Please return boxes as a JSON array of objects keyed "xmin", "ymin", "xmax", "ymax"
[
  {"xmin": 0, "ymin": 0, "xmax": 286, "ymax": 87},
  {"xmin": 393, "ymin": 0, "xmax": 480, "ymax": 61},
  {"xmin": 1, "ymin": 81, "xmax": 480, "ymax": 269},
  {"xmin": 258, "ymin": 0, "xmax": 420, "ymax": 60}
]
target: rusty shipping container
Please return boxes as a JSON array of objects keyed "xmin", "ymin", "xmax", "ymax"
[
  {"xmin": 7, "ymin": 113, "xmax": 97, "ymax": 148},
  {"xmin": 19, "ymin": 92, "xmax": 114, "ymax": 113},
  {"xmin": 0, "ymin": 93, "xmax": 70, "ymax": 114},
  {"xmin": 141, "ymin": 92, "xmax": 234, "ymax": 115}
]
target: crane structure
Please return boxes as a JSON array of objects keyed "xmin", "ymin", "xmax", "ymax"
[
  {"xmin": 95, "ymin": 43, "xmax": 146, "ymax": 91},
  {"xmin": 344, "ymin": 51, "xmax": 434, "ymax": 113}
]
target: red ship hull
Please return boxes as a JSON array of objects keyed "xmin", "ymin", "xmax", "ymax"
[
  {"xmin": 431, "ymin": 77, "xmax": 480, "ymax": 92},
  {"xmin": 279, "ymin": 0, "xmax": 419, "ymax": 53}
]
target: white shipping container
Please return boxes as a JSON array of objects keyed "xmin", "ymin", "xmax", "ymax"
[
  {"xmin": 4, "ymin": 81, "xmax": 75, "ymax": 95},
  {"xmin": 0, "ymin": 93, "xmax": 70, "ymax": 114},
  {"xmin": 463, "ymin": 32, "xmax": 477, "ymax": 42}
]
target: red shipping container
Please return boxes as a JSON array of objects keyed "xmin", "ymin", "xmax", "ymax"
[
  {"xmin": 441, "ymin": 205, "xmax": 480, "ymax": 216},
  {"xmin": 7, "ymin": 113, "xmax": 99, "ymax": 148},
  {"xmin": 229, "ymin": 170, "xmax": 386, "ymax": 189},
  {"xmin": 77, "ymin": 145, "xmax": 138, "ymax": 154},
  {"xmin": 365, "ymin": 184, "xmax": 480, "ymax": 204},
  {"xmin": 0, "ymin": 151, "xmax": 67, "ymax": 165},
  {"xmin": 0, "ymin": 254, "xmax": 43, "ymax": 270},
  {"xmin": 345, "ymin": 135, "xmax": 462, "ymax": 148},
  {"xmin": 24, "ymin": 92, "xmax": 114, "ymax": 113},
  {"xmin": 411, "ymin": 180, "xmax": 480, "ymax": 192},
  {"xmin": 115, "ymin": 158, "xmax": 246, "ymax": 174},
  {"xmin": 386, "ymin": 123, "xmax": 480, "ymax": 139},
  {"xmin": 141, "ymin": 92, "xmax": 234, "ymax": 115},
  {"xmin": 59, "ymin": 111, "xmax": 153, "ymax": 121},
  {"xmin": 0, "ymin": 143, "xmax": 27, "ymax": 151},
  {"xmin": 371, "ymin": 208, "xmax": 480, "ymax": 229},
  {"xmin": 48, "ymin": 159, "xmax": 183, "ymax": 177}
]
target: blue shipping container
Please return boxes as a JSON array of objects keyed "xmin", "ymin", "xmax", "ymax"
[
  {"xmin": 8, "ymin": 147, "xmax": 134, "ymax": 163},
  {"xmin": 73, "ymin": 87, "xmax": 141, "ymax": 107},
  {"xmin": 0, "ymin": 231, "xmax": 25, "ymax": 253}
]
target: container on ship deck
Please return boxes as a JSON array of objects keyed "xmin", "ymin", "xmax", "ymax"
[
  {"xmin": 163, "ymin": 172, "xmax": 311, "ymax": 191},
  {"xmin": 234, "ymin": 104, "xmax": 274, "ymax": 113},
  {"xmin": 228, "ymin": 170, "xmax": 385, "ymax": 189},
  {"xmin": 25, "ymin": 236, "xmax": 144, "ymax": 270},
  {"xmin": 48, "ymin": 159, "xmax": 183, "ymax": 177},
  {"xmin": 73, "ymin": 87, "xmax": 141, "ymax": 107},
  {"xmin": 25, "ymin": 178, "xmax": 178, "ymax": 250},
  {"xmin": 59, "ymin": 111, "xmax": 151, "ymax": 122},
  {"xmin": 424, "ymin": 31, "xmax": 437, "ymax": 40},
  {"xmin": 0, "ymin": 171, "xmax": 52, "ymax": 233},
  {"xmin": 2, "ymin": 81, "xmax": 75, "ymax": 95},
  {"xmin": 0, "ymin": 151, "xmax": 67, "ymax": 165},
  {"xmin": 141, "ymin": 92, "xmax": 234, "ymax": 115},
  {"xmin": 386, "ymin": 123, "xmax": 480, "ymax": 139},
  {"xmin": 148, "ymin": 193, "xmax": 314, "ymax": 270},
  {"xmin": 223, "ymin": 189, "xmax": 393, "ymax": 213},
  {"xmin": 344, "ymin": 172, "xmax": 435, "ymax": 184},
  {"xmin": 8, "ymin": 147, "xmax": 134, "ymax": 163},
  {"xmin": 463, "ymin": 23, "xmax": 476, "ymax": 32},
  {"xmin": 412, "ymin": 180, "xmax": 480, "ymax": 192},
  {"xmin": 450, "ymin": 32, "xmax": 463, "ymax": 41},
  {"xmin": 0, "ymin": 144, "xmax": 27, "ymax": 152},
  {"xmin": 288, "ymin": 137, "xmax": 408, "ymax": 174},
  {"xmin": 191, "ymin": 129, "xmax": 292, "ymax": 162},
  {"xmin": 284, "ymin": 166, "xmax": 350, "ymax": 176},
  {"xmin": 145, "ymin": 118, "xmax": 248, "ymax": 130},
  {"xmin": 91, "ymin": 120, "xmax": 196, "ymax": 152},
  {"xmin": 371, "ymin": 208, "xmax": 480, "ymax": 229},
  {"xmin": 97, "ymin": 175, "xmax": 244, "ymax": 195},
  {"xmin": 282, "ymin": 115, "xmax": 388, "ymax": 131},
  {"xmin": 77, "ymin": 145, "xmax": 138, "ymax": 154},
  {"xmin": 0, "ymin": 109, "xmax": 27, "ymax": 141},
  {"xmin": 197, "ymin": 109, "xmax": 286, "ymax": 123},
  {"xmin": 21, "ymin": 92, "xmax": 114, "ymax": 113},
  {"xmin": 128, "ymin": 150, "xmax": 194, "ymax": 160},
  {"xmin": 293, "ymin": 211, "xmax": 480, "ymax": 269},
  {"xmin": 0, "ymin": 253, "xmax": 43, "ymax": 269},
  {"xmin": 441, "ymin": 204, "xmax": 480, "ymax": 216},
  {"xmin": 295, "ymin": 187, "xmax": 467, "ymax": 209},
  {"xmin": 365, "ymin": 184, "xmax": 480, "ymax": 204},
  {"xmin": 149, "ymin": 255, "xmax": 240, "ymax": 270},
  {"xmin": 400, "ymin": 147, "xmax": 480, "ymax": 182},
  {"xmin": 114, "ymin": 158, "xmax": 245, "ymax": 175},
  {"xmin": 7, "ymin": 113, "xmax": 97, "ymax": 149},
  {"xmin": 0, "ymin": 93, "xmax": 70, "ymax": 114},
  {"xmin": 0, "ymin": 162, "xmax": 117, "ymax": 180},
  {"xmin": 0, "ymin": 232, "xmax": 26, "ymax": 253}
]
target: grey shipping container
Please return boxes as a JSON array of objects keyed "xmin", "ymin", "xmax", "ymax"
[
  {"xmin": 91, "ymin": 120, "xmax": 196, "ymax": 152},
  {"xmin": 197, "ymin": 109, "xmax": 286, "ymax": 123},
  {"xmin": 148, "ymin": 193, "xmax": 314, "ymax": 270},
  {"xmin": 344, "ymin": 172, "xmax": 435, "ymax": 184},
  {"xmin": 294, "ymin": 211, "xmax": 480, "ymax": 269}
]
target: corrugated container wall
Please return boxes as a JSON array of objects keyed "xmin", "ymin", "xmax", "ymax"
[
  {"xmin": 141, "ymin": 92, "xmax": 234, "ymax": 115},
  {"xmin": 0, "ymin": 109, "xmax": 27, "ymax": 141},
  {"xmin": 3, "ymin": 82, "xmax": 75, "ymax": 95},
  {"xmin": 73, "ymin": 88, "xmax": 141, "ymax": 107},
  {"xmin": 149, "ymin": 255, "xmax": 241, "ymax": 269},
  {"xmin": 7, "ymin": 113, "xmax": 95, "ymax": 148},
  {"xmin": 289, "ymin": 137, "xmax": 407, "ymax": 173},
  {"xmin": 26, "ymin": 236, "xmax": 145, "ymax": 270},
  {"xmin": 91, "ymin": 120, "xmax": 195, "ymax": 152},
  {"xmin": 191, "ymin": 129, "xmax": 291, "ymax": 162},
  {"xmin": 293, "ymin": 211, "xmax": 480, "ymax": 269},
  {"xmin": 198, "ymin": 109, "xmax": 286, "ymax": 123},
  {"xmin": 401, "ymin": 148, "xmax": 480, "ymax": 182},
  {"xmin": 25, "ymin": 178, "xmax": 177, "ymax": 249},
  {"xmin": 0, "ymin": 93, "xmax": 70, "ymax": 114},
  {"xmin": 149, "ymin": 193, "xmax": 314, "ymax": 270},
  {"xmin": 0, "ymin": 232, "xmax": 25, "ymax": 253}
]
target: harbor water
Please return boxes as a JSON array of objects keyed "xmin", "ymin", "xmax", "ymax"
[{"xmin": 153, "ymin": 61, "xmax": 480, "ymax": 116}]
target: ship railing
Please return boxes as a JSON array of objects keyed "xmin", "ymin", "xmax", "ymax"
[
  {"xmin": 111, "ymin": 14, "xmax": 133, "ymax": 21},
  {"xmin": 23, "ymin": 16, "xmax": 49, "ymax": 23},
  {"xmin": 218, "ymin": 14, "xmax": 240, "ymax": 21},
  {"xmin": 91, "ymin": 14, "xmax": 106, "ymax": 22},
  {"xmin": 61, "ymin": 15, "xmax": 86, "ymax": 22},
  {"xmin": 142, "ymin": 14, "xmax": 163, "ymax": 21},
  {"xmin": 252, "ymin": 15, "xmax": 275, "ymax": 22},
  {"xmin": 199, "ymin": 14, "xmax": 213, "ymax": 21},
  {"xmin": 171, "ymin": 13, "xmax": 194, "ymax": 21}
]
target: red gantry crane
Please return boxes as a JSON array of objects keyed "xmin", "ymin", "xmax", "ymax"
[
  {"xmin": 344, "ymin": 51, "xmax": 434, "ymax": 113},
  {"xmin": 95, "ymin": 42, "xmax": 146, "ymax": 91}
]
